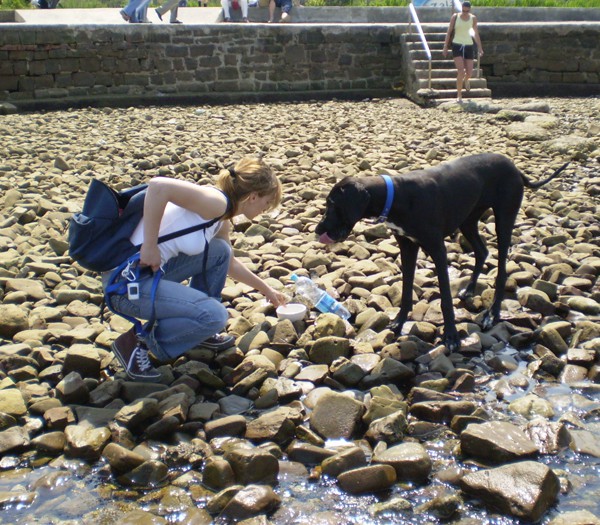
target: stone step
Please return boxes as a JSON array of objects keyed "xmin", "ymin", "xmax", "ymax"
[
  {"xmin": 433, "ymin": 97, "xmax": 494, "ymax": 106},
  {"xmin": 410, "ymin": 49, "xmax": 483, "ymax": 61},
  {"xmin": 413, "ymin": 59, "xmax": 463, "ymax": 69},
  {"xmin": 416, "ymin": 77, "xmax": 488, "ymax": 90},
  {"xmin": 414, "ymin": 68, "xmax": 470, "ymax": 78},
  {"xmin": 404, "ymin": 32, "xmax": 447, "ymax": 43},
  {"xmin": 417, "ymin": 87, "xmax": 492, "ymax": 99}
]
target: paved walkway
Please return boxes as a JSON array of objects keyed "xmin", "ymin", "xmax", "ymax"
[{"xmin": 14, "ymin": 7, "xmax": 238, "ymax": 25}]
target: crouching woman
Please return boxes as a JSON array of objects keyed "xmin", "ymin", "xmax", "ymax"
[{"xmin": 104, "ymin": 157, "xmax": 287, "ymax": 382}]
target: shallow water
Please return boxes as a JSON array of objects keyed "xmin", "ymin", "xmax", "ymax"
[{"xmin": 3, "ymin": 374, "xmax": 600, "ymax": 525}]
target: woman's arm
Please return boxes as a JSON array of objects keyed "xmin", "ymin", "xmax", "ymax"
[
  {"xmin": 140, "ymin": 178, "xmax": 228, "ymax": 271},
  {"xmin": 216, "ymin": 221, "xmax": 287, "ymax": 307},
  {"xmin": 472, "ymin": 16, "xmax": 484, "ymax": 55},
  {"xmin": 443, "ymin": 14, "xmax": 456, "ymax": 57}
]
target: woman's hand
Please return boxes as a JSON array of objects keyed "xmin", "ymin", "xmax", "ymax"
[
  {"xmin": 264, "ymin": 287, "xmax": 289, "ymax": 308},
  {"xmin": 443, "ymin": 47, "xmax": 448, "ymax": 58},
  {"xmin": 140, "ymin": 243, "xmax": 162, "ymax": 272}
]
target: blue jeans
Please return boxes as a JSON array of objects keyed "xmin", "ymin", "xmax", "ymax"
[{"xmin": 104, "ymin": 238, "xmax": 232, "ymax": 362}]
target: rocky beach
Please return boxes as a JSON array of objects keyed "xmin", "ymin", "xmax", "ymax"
[{"xmin": 0, "ymin": 96, "xmax": 599, "ymax": 524}]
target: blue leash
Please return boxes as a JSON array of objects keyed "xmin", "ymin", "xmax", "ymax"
[
  {"xmin": 376, "ymin": 174, "xmax": 394, "ymax": 223},
  {"xmin": 104, "ymin": 253, "xmax": 163, "ymax": 338}
]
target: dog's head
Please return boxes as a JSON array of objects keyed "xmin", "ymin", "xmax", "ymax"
[{"xmin": 315, "ymin": 178, "xmax": 371, "ymax": 244}]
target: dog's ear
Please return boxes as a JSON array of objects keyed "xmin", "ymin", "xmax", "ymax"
[{"xmin": 339, "ymin": 179, "xmax": 370, "ymax": 225}]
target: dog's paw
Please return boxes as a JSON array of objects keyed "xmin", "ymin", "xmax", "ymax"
[
  {"xmin": 481, "ymin": 310, "xmax": 499, "ymax": 330},
  {"xmin": 457, "ymin": 287, "xmax": 473, "ymax": 301},
  {"xmin": 389, "ymin": 320, "xmax": 404, "ymax": 337},
  {"xmin": 443, "ymin": 332, "xmax": 461, "ymax": 353}
]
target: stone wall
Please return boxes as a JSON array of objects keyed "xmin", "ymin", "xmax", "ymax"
[
  {"xmin": 0, "ymin": 10, "xmax": 599, "ymax": 110},
  {"xmin": 0, "ymin": 24, "xmax": 405, "ymax": 109},
  {"xmin": 480, "ymin": 23, "xmax": 600, "ymax": 96}
]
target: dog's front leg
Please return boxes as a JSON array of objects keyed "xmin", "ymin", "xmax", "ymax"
[
  {"xmin": 390, "ymin": 237, "xmax": 419, "ymax": 336},
  {"xmin": 428, "ymin": 244, "xmax": 461, "ymax": 352}
]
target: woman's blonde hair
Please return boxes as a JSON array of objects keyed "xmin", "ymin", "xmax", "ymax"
[{"xmin": 216, "ymin": 157, "xmax": 282, "ymax": 220}]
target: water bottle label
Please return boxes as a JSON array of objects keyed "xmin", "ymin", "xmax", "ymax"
[{"xmin": 315, "ymin": 293, "xmax": 336, "ymax": 313}]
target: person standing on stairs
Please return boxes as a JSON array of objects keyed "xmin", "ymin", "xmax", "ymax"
[{"xmin": 442, "ymin": 1, "xmax": 484, "ymax": 103}]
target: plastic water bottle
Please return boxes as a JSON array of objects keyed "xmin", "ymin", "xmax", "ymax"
[{"xmin": 290, "ymin": 274, "xmax": 350, "ymax": 321}]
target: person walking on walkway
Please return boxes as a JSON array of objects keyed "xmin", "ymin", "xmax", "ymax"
[
  {"xmin": 155, "ymin": 0, "xmax": 183, "ymax": 24},
  {"xmin": 221, "ymin": 0, "xmax": 249, "ymax": 22},
  {"xmin": 443, "ymin": 1, "xmax": 484, "ymax": 102}
]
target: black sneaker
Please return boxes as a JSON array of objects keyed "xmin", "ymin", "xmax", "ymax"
[
  {"xmin": 112, "ymin": 328, "xmax": 162, "ymax": 383},
  {"xmin": 199, "ymin": 333, "xmax": 235, "ymax": 352}
]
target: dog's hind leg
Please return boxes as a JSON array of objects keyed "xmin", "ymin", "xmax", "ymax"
[
  {"xmin": 457, "ymin": 212, "xmax": 488, "ymax": 300},
  {"xmin": 390, "ymin": 237, "xmax": 419, "ymax": 336},
  {"xmin": 482, "ymin": 206, "xmax": 519, "ymax": 329}
]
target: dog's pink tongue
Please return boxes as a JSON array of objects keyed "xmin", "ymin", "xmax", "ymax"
[{"xmin": 319, "ymin": 232, "xmax": 335, "ymax": 244}]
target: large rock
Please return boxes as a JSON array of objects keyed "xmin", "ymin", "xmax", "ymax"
[
  {"xmin": 337, "ymin": 464, "xmax": 397, "ymax": 494},
  {"xmin": 372, "ymin": 442, "xmax": 432, "ymax": 484},
  {"xmin": 224, "ymin": 447, "xmax": 279, "ymax": 485},
  {"xmin": 220, "ymin": 484, "xmax": 282, "ymax": 522},
  {"xmin": 310, "ymin": 391, "xmax": 365, "ymax": 439},
  {"xmin": 460, "ymin": 461, "xmax": 560, "ymax": 522},
  {"xmin": 461, "ymin": 421, "xmax": 539, "ymax": 463}
]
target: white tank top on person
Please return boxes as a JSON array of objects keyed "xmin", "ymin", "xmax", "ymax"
[
  {"xmin": 130, "ymin": 202, "xmax": 223, "ymax": 266},
  {"xmin": 453, "ymin": 14, "xmax": 474, "ymax": 46}
]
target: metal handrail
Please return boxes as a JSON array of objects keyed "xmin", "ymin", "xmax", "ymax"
[
  {"xmin": 452, "ymin": 0, "xmax": 480, "ymax": 78},
  {"xmin": 408, "ymin": 2, "xmax": 432, "ymax": 90}
]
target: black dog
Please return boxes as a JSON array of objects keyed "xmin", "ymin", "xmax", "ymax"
[{"xmin": 315, "ymin": 153, "xmax": 568, "ymax": 351}]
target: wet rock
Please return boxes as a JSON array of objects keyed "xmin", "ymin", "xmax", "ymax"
[
  {"xmin": 115, "ymin": 398, "xmax": 160, "ymax": 430},
  {"xmin": 102, "ymin": 442, "xmax": 146, "ymax": 474},
  {"xmin": 220, "ymin": 484, "xmax": 282, "ymax": 522},
  {"xmin": 0, "ymin": 427, "xmax": 30, "ymax": 454},
  {"xmin": 310, "ymin": 391, "xmax": 365, "ymax": 439},
  {"xmin": 245, "ymin": 407, "xmax": 298, "ymax": 445},
  {"xmin": 461, "ymin": 421, "xmax": 539, "ymax": 463},
  {"xmin": 460, "ymin": 461, "xmax": 560, "ymax": 522},
  {"xmin": 548, "ymin": 510, "xmax": 600, "ymax": 525},
  {"xmin": 31, "ymin": 431, "xmax": 66, "ymax": 456},
  {"xmin": 117, "ymin": 459, "xmax": 169, "ymax": 488},
  {"xmin": 202, "ymin": 455, "xmax": 236, "ymax": 490},
  {"xmin": 321, "ymin": 446, "xmax": 368, "ymax": 478},
  {"xmin": 410, "ymin": 400, "xmax": 476, "ymax": 424},
  {"xmin": 372, "ymin": 442, "xmax": 432, "ymax": 484},
  {"xmin": 509, "ymin": 394, "xmax": 555, "ymax": 419},
  {"xmin": 364, "ymin": 410, "xmax": 408, "ymax": 445},
  {"xmin": 224, "ymin": 447, "xmax": 279, "ymax": 485},
  {"xmin": 567, "ymin": 429, "xmax": 600, "ymax": 458},
  {"xmin": 337, "ymin": 464, "xmax": 397, "ymax": 494},
  {"xmin": 64, "ymin": 424, "xmax": 111, "ymax": 460}
]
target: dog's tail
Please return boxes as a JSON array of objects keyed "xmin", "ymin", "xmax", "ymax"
[{"xmin": 522, "ymin": 161, "xmax": 569, "ymax": 189}]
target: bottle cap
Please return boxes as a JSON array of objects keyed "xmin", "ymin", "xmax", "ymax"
[{"xmin": 290, "ymin": 273, "xmax": 298, "ymax": 282}]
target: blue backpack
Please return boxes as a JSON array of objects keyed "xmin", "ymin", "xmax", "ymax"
[{"xmin": 68, "ymin": 178, "xmax": 223, "ymax": 273}]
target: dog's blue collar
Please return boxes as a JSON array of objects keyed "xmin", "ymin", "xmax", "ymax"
[{"xmin": 376, "ymin": 174, "xmax": 394, "ymax": 223}]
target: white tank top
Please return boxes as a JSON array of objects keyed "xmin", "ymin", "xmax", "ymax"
[
  {"xmin": 453, "ymin": 14, "xmax": 474, "ymax": 46},
  {"xmin": 130, "ymin": 202, "xmax": 224, "ymax": 266}
]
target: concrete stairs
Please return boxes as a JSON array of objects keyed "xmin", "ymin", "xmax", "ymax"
[{"xmin": 402, "ymin": 23, "xmax": 491, "ymax": 106}]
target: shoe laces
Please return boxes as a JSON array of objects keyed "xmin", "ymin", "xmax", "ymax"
[{"xmin": 135, "ymin": 346, "xmax": 153, "ymax": 372}]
